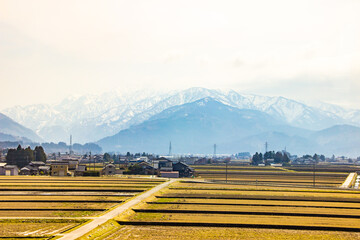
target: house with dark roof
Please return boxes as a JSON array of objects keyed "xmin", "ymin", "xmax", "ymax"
[
  {"xmin": 38, "ymin": 165, "xmax": 50, "ymax": 175},
  {"xmin": 154, "ymin": 158, "xmax": 173, "ymax": 172},
  {"xmin": 19, "ymin": 161, "xmax": 47, "ymax": 175},
  {"xmin": 173, "ymin": 162, "xmax": 194, "ymax": 177}
]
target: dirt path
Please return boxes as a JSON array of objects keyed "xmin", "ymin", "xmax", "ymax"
[
  {"xmin": 340, "ymin": 172, "xmax": 357, "ymax": 188},
  {"xmin": 57, "ymin": 179, "xmax": 176, "ymax": 240}
]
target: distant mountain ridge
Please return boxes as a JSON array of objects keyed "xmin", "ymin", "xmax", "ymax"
[
  {"xmin": 97, "ymin": 98, "xmax": 360, "ymax": 157},
  {"xmin": 3, "ymin": 87, "xmax": 360, "ymax": 144},
  {"xmin": 0, "ymin": 113, "xmax": 42, "ymax": 142}
]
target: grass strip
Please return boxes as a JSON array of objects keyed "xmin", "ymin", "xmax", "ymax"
[
  {"xmin": 0, "ymin": 209, "xmax": 106, "ymax": 211},
  {"xmin": 0, "ymin": 200, "xmax": 123, "ymax": 203},
  {"xmin": 0, "ymin": 189, "xmax": 144, "ymax": 192},
  {"xmin": 146, "ymin": 201, "xmax": 360, "ymax": 210},
  {"xmin": 0, "ymin": 219, "xmax": 87, "ymax": 223},
  {"xmin": 156, "ymin": 195, "xmax": 360, "ymax": 203},
  {"xmin": 0, "ymin": 194, "xmax": 134, "ymax": 197},
  {"xmin": 168, "ymin": 187, "xmax": 360, "ymax": 194},
  {"xmin": 132, "ymin": 208, "xmax": 360, "ymax": 219},
  {"xmin": 117, "ymin": 220, "xmax": 360, "ymax": 232}
]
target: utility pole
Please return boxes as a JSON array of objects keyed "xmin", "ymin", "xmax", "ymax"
[
  {"xmin": 69, "ymin": 135, "xmax": 73, "ymax": 156},
  {"xmin": 225, "ymin": 160, "xmax": 228, "ymax": 184},
  {"xmin": 89, "ymin": 151, "xmax": 91, "ymax": 171},
  {"xmin": 313, "ymin": 160, "xmax": 316, "ymax": 187},
  {"xmin": 93, "ymin": 152, "xmax": 96, "ymax": 171},
  {"xmin": 152, "ymin": 159, "xmax": 155, "ymax": 178}
]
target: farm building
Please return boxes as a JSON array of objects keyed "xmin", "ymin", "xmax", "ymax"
[
  {"xmin": 20, "ymin": 165, "xmax": 38, "ymax": 175},
  {"xmin": 60, "ymin": 158, "xmax": 79, "ymax": 170},
  {"xmin": 102, "ymin": 164, "xmax": 116, "ymax": 175},
  {"xmin": 154, "ymin": 158, "xmax": 173, "ymax": 171},
  {"xmin": 0, "ymin": 164, "xmax": 19, "ymax": 176},
  {"xmin": 74, "ymin": 165, "xmax": 87, "ymax": 176},
  {"xmin": 138, "ymin": 161, "xmax": 156, "ymax": 175},
  {"xmin": 173, "ymin": 162, "xmax": 194, "ymax": 177},
  {"xmin": 38, "ymin": 166, "xmax": 50, "ymax": 175},
  {"xmin": 20, "ymin": 161, "xmax": 47, "ymax": 175},
  {"xmin": 50, "ymin": 162, "xmax": 69, "ymax": 176}
]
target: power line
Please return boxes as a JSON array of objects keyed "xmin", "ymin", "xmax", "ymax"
[{"xmin": 69, "ymin": 135, "xmax": 73, "ymax": 155}]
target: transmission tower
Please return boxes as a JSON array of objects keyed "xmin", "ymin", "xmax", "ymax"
[
  {"xmin": 265, "ymin": 141, "xmax": 268, "ymax": 153},
  {"xmin": 69, "ymin": 135, "xmax": 73, "ymax": 155},
  {"xmin": 169, "ymin": 141, "xmax": 172, "ymax": 156},
  {"xmin": 213, "ymin": 144, "xmax": 217, "ymax": 158}
]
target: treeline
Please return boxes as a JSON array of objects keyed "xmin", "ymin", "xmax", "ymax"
[
  {"xmin": 251, "ymin": 151, "xmax": 290, "ymax": 166},
  {"xmin": 0, "ymin": 141, "xmax": 102, "ymax": 154},
  {"xmin": 6, "ymin": 145, "xmax": 47, "ymax": 168}
]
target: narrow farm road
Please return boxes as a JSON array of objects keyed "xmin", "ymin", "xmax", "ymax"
[{"xmin": 57, "ymin": 179, "xmax": 176, "ymax": 240}]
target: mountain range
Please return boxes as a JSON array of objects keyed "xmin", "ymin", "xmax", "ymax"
[
  {"xmin": 3, "ymin": 88, "xmax": 360, "ymax": 143},
  {"xmin": 0, "ymin": 113, "xmax": 41, "ymax": 143},
  {"xmin": 1, "ymin": 87, "xmax": 360, "ymax": 156},
  {"xmin": 97, "ymin": 97, "xmax": 360, "ymax": 157}
]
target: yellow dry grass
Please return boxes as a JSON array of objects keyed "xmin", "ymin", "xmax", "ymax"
[
  {"xmin": 105, "ymin": 225, "xmax": 360, "ymax": 240},
  {"xmin": 122, "ymin": 212, "xmax": 360, "ymax": 229}
]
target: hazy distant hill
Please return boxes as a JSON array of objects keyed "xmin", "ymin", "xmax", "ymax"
[
  {"xmin": 0, "ymin": 132, "xmax": 32, "ymax": 143},
  {"xmin": 4, "ymin": 87, "xmax": 358, "ymax": 143},
  {"xmin": 97, "ymin": 98, "xmax": 360, "ymax": 157},
  {"xmin": 0, "ymin": 113, "xmax": 42, "ymax": 142}
]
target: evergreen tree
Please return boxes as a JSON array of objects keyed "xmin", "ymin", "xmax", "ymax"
[
  {"xmin": 313, "ymin": 153, "xmax": 319, "ymax": 163},
  {"xmin": 34, "ymin": 146, "xmax": 47, "ymax": 162},
  {"xmin": 282, "ymin": 153, "xmax": 290, "ymax": 164},
  {"xmin": 104, "ymin": 153, "xmax": 111, "ymax": 162},
  {"xmin": 274, "ymin": 151, "xmax": 283, "ymax": 163},
  {"xmin": 251, "ymin": 152, "xmax": 262, "ymax": 166},
  {"xmin": 6, "ymin": 145, "xmax": 33, "ymax": 168}
]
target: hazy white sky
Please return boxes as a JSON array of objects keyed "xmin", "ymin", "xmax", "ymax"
[{"xmin": 1, "ymin": 0, "xmax": 360, "ymax": 109}]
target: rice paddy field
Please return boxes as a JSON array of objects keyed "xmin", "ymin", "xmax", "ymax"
[
  {"xmin": 1, "ymin": 165, "xmax": 359, "ymax": 239},
  {"xmin": 191, "ymin": 164, "xmax": 359, "ymax": 187},
  {"xmin": 0, "ymin": 176, "xmax": 164, "ymax": 239},
  {"xmin": 102, "ymin": 178, "xmax": 360, "ymax": 240}
]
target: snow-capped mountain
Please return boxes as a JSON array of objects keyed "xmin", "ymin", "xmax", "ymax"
[
  {"xmin": 98, "ymin": 97, "xmax": 307, "ymax": 153},
  {"xmin": 97, "ymin": 98, "xmax": 360, "ymax": 156},
  {"xmin": 2, "ymin": 87, "xmax": 358, "ymax": 143}
]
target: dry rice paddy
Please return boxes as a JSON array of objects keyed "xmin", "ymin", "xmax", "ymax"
[
  {"xmin": 0, "ymin": 176, "xmax": 163, "ymax": 238},
  {"xmin": 110, "ymin": 175, "xmax": 360, "ymax": 239}
]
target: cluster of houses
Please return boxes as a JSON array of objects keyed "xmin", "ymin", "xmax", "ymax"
[
  {"xmin": 0, "ymin": 157, "xmax": 114, "ymax": 176},
  {"xmin": 0, "ymin": 156, "xmax": 195, "ymax": 178},
  {"xmin": 114, "ymin": 157, "xmax": 194, "ymax": 178}
]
